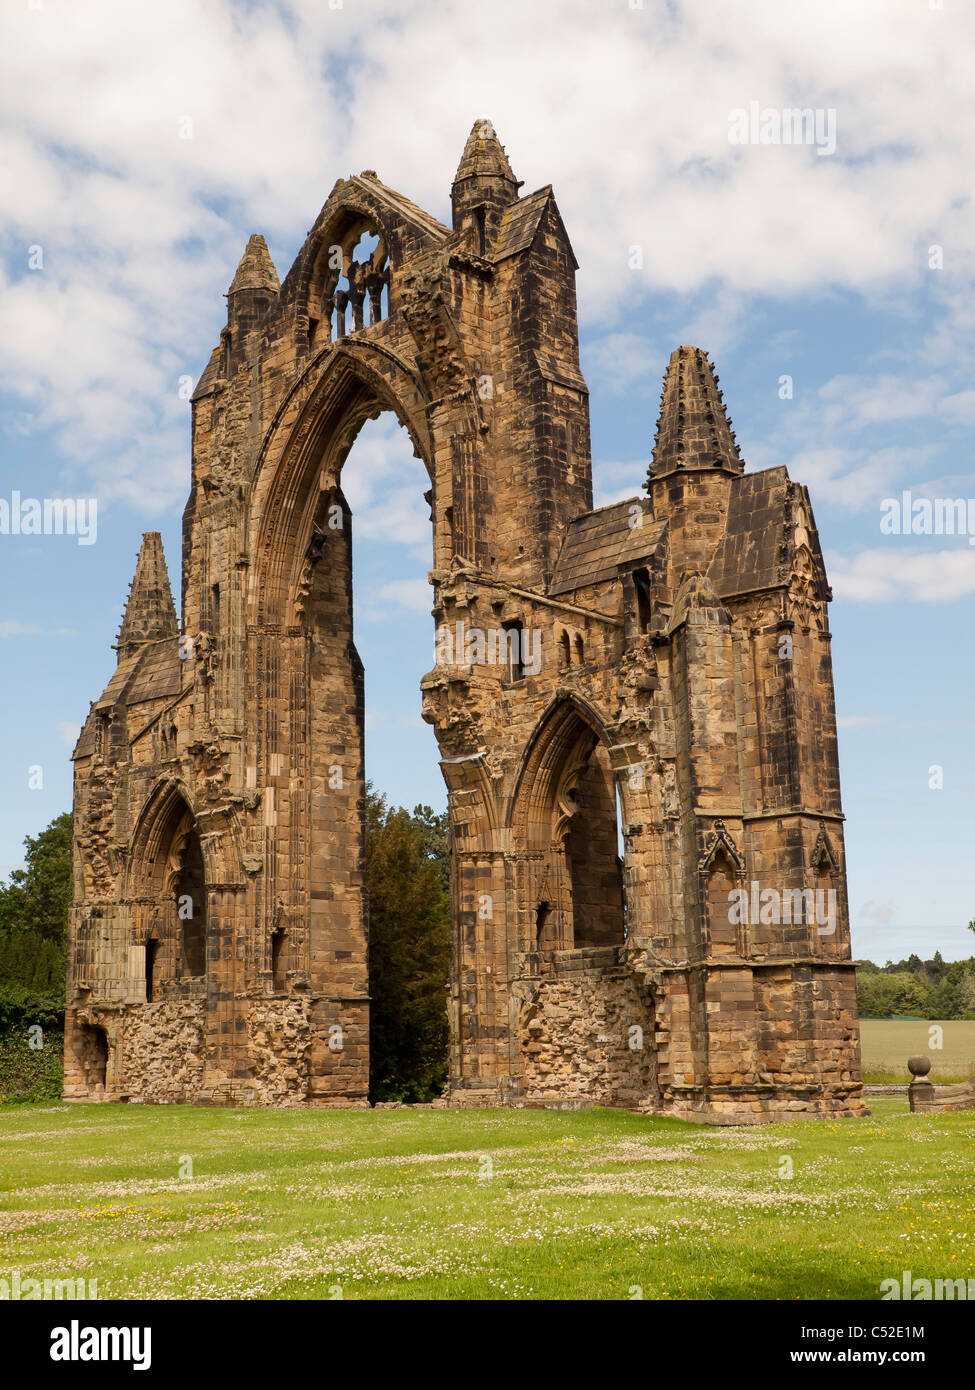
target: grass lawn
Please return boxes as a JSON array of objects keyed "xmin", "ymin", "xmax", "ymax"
[
  {"xmin": 1, "ymin": 1097, "xmax": 973, "ymax": 1300},
  {"xmin": 859, "ymin": 1019, "xmax": 975, "ymax": 1083}
]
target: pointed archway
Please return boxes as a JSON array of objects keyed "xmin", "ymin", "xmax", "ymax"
[
  {"xmin": 127, "ymin": 782, "xmax": 209, "ymax": 998},
  {"xmin": 510, "ymin": 697, "xmax": 626, "ymax": 958}
]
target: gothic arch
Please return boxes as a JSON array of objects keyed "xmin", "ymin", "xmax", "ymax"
[
  {"xmin": 304, "ymin": 208, "xmax": 391, "ymax": 344},
  {"xmin": 249, "ymin": 345, "xmax": 435, "ymax": 626},
  {"xmin": 509, "ymin": 696, "xmax": 626, "ymax": 953},
  {"xmin": 288, "ymin": 175, "xmax": 446, "ymax": 338},
  {"xmin": 125, "ymin": 779, "xmax": 213, "ymax": 990},
  {"xmin": 507, "ymin": 693, "xmax": 622, "ymax": 836},
  {"xmin": 127, "ymin": 779, "xmax": 211, "ymax": 901},
  {"xmin": 698, "ymin": 821, "xmax": 747, "ymax": 958}
]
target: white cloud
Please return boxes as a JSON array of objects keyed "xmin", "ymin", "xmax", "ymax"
[
  {"xmin": 0, "ymin": 620, "xmax": 41, "ymax": 637},
  {"xmin": 369, "ymin": 578, "xmax": 433, "ymax": 616},
  {"xmin": 57, "ymin": 720, "xmax": 81, "ymax": 747},
  {"xmin": 584, "ymin": 334, "xmax": 660, "ymax": 398},
  {"xmin": 827, "ymin": 546, "xmax": 975, "ymax": 602},
  {"xmin": 858, "ymin": 899, "xmax": 895, "ymax": 926},
  {"xmin": 592, "ymin": 459, "xmax": 646, "ymax": 509},
  {"xmin": 342, "ymin": 415, "xmax": 431, "ymax": 547},
  {"xmin": 2, "ymin": 0, "xmax": 975, "ymax": 510}
]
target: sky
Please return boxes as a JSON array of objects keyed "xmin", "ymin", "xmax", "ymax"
[{"xmin": 1, "ymin": 0, "xmax": 973, "ymax": 963}]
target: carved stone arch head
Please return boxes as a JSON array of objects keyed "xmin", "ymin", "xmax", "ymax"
[
  {"xmin": 126, "ymin": 778, "xmax": 242, "ymax": 900},
  {"xmin": 127, "ymin": 779, "xmax": 206, "ymax": 901},
  {"xmin": 294, "ymin": 174, "xmax": 448, "ymax": 340},
  {"xmin": 508, "ymin": 693, "xmax": 622, "ymax": 848},
  {"xmin": 810, "ymin": 822, "xmax": 838, "ymax": 874},
  {"xmin": 698, "ymin": 819, "xmax": 746, "ymax": 877}
]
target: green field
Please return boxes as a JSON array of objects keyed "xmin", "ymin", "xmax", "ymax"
[
  {"xmin": 859, "ymin": 1019, "xmax": 975, "ymax": 1083},
  {"xmin": 1, "ymin": 1098, "xmax": 972, "ymax": 1300}
]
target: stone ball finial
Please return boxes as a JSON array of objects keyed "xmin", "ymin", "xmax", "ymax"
[{"xmin": 907, "ymin": 1055, "xmax": 931, "ymax": 1077}]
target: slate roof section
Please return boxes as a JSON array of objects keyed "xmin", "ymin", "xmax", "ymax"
[
  {"xmin": 493, "ymin": 186, "xmax": 579, "ymax": 268},
  {"xmin": 74, "ymin": 638, "xmax": 183, "ymax": 760},
  {"xmin": 191, "ymin": 346, "xmax": 221, "ymax": 403},
  {"xmin": 91, "ymin": 653, "xmax": 142, "ymax": 715},
  {"xmin": 125, "ymin": 639, "xmax": 183, "ymax": 705},
  {"xmin": 494, "ymin": 186, "xmax": 553, "ymax": 261},
  {"xmin": 533, "ymin": 349, "xmax": 588, "ymax": 394},
  {"xmin": 351, "ymin": 173, "xmax": 451, "ymax": 241},
  {"xmin": 707, "ymin": 467, "xmax": 791, "ymax": 598},
  {"xmin": 549, "ymin": 498, "xmax": 667, "ymax": 596}
]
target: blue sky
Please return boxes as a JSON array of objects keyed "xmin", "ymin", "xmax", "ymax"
[{"xmin": 1, "ymin": 0, "xmax": 973, "ymax": 963}]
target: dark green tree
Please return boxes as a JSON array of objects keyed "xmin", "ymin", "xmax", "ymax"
[
  {"xmin": 365, "ymin": 786, "xmax": 450, "ymax": 1102},
  {"xmin": 0, "ymin": 811, "xmax": 72, "ymax": 1017},
  {"xmin": 0, "ymin": 812, "xmax": 72, "ymax": 1099},
  {"xmin": 0, "ymin": 811, "xmax": 72, "ymax": 944}
]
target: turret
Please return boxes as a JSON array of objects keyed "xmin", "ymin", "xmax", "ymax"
[
  {"xmin": 647, "ymin": 346, "xmax": 743, "ymax": 484},
  {"xmin": 646, "ymin": 346, "xmax": 744, "ymax": 571},
  {"xmin": 223, "ymin": 233, "xmax": 280, "ymax": 372},
  {"xmin": 451, "ymin": 118, "xmax": 522, "ymax": 254},
  {"xmin": 114, "ymin": 532, "xmax": 178, "ymax": 663}
]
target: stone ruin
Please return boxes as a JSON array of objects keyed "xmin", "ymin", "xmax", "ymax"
[{"xmin": 65, "ymin": 120, "xmax": 865, "ymax": 1123}]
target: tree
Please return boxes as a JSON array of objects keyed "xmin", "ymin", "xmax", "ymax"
[
  {"xmin": 0, "ymin": 812, "xmax": 72, "ymax": 1020},
  {"xmin": 365, "ymin": 786, "xmax": 450, "ymax": 1102},
  {"xmin": 0, "ymin": 813, "xmax": 72, "ymax": 1075},
  {"xmin": 0, "ymin": 811, "xmax": 73, "ymax": 944}
]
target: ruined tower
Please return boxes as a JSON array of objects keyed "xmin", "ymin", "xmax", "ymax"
[{"xmin": 66, "ymin": 122, "xmax": 864, "ymax": 1121}]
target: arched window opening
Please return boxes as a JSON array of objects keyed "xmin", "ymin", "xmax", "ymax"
[
  {"xmin": 564, "ymin": 740, "xmax": 625, "ymax": 949},
  {"xmin": 176, "ymin": 827, "xmax": 207, "ymax": 978},
  {"xmin": 503, "ymin": 620, "xmax": 525, "ymax": 682},
  {"xmin": 574, "ymin": 634, "xmax": 585, "ymax": 665},
  {"xmin": 516, "ymin": 704, "xmax": 628, "ymax": 962},
  {"xmin": 558, "ymin": 630, "xmax": 571, "ymax": 671},
  {"xmin": 473, "ymin": 205, "xmax": 487, "ymax": 256},
  {"xmin": 271, "ymin": 928, "xmax": 287, "ymax": 994},
  {"xmin": 633, "ymin": 567, "xmax": 651, "ymax": 634},
  {"xmin": 327, "ymin": 229, "xmax": 390, "ymax": 341},
  {"xmin": 145, "ymin": 937, "xmax": 161, "ymax": 1002}
]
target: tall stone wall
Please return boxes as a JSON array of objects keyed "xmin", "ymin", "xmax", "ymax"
[{"xmin": 67, "ymin": 121, "xmax": 864, "ymax": 1123}]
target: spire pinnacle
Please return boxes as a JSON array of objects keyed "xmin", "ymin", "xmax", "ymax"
[
  {"xmin": 227, "ymin": 234, "xmax": 280, "ymax": 296},
  {"xmin": 648, "ymin": 346, "xmax": 743, "ymax": 483},
  {"xmin": 115, "ymin": 532, "xmax": 178, "ymax": 661},
  {"xmin": 452, "ymin": 118, "xmax": 520, "ymax": 190}
]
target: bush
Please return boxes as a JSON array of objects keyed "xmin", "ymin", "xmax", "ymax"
[{"xmin": 0, "ymin": 1027, "xmax": 63, "ymax": 1104}]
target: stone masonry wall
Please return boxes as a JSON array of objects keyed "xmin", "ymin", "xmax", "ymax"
[{"xmin": 518, "ymin": 963, "xmax": 657, "ymax": 1108}]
